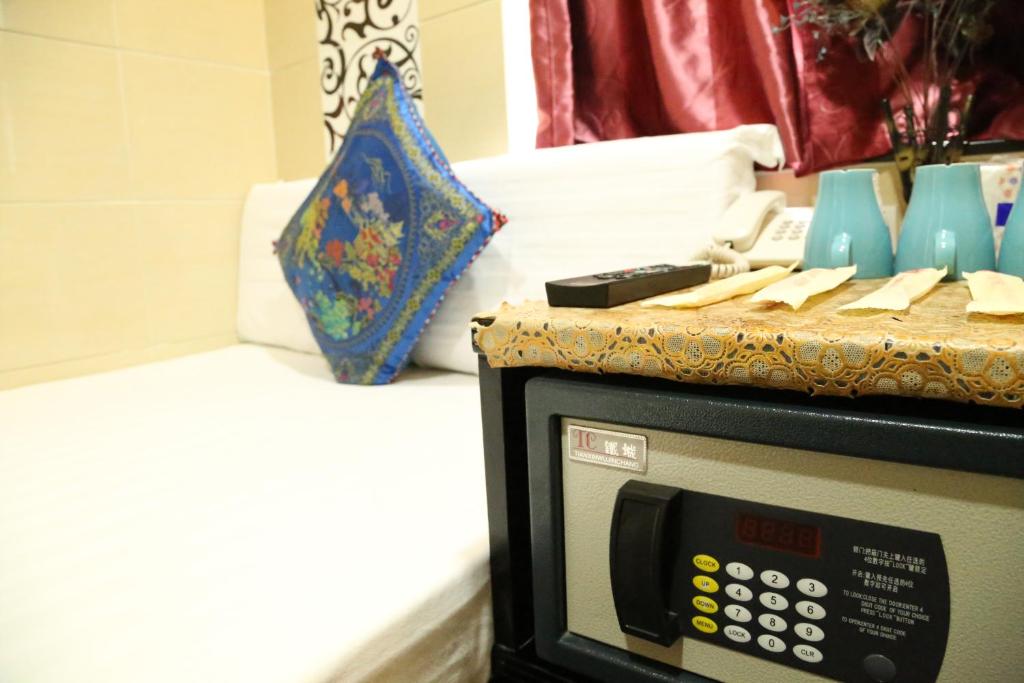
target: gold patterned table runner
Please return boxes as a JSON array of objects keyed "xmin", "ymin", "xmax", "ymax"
[{"xmin": 472, "ymin": 280, "xmax": 1024, "ymax": 409}]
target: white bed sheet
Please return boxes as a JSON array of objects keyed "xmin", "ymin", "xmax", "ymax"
[{"xmin": 0, "ymin": 346, "xmax": 491, "ymax": 683}]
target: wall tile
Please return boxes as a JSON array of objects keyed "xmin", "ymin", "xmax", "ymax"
[
  {"xmin": 0, "ymin": 0, "xmax": 117, "ymax": 46},
  {"xmin": 121, "ymin": 53, "xmax": 277, "ymax": 200},
  {"xmin": 264, "ymin": 0, "xmax": 318, "ymax": 69},
  {"xmin": 420, "ymin": 0, "xmax": 507, "ymax": 162},
  {"xmin": 271, "ymin": 57, "xmax": 326, "ymax": 180},
  {"xmin": 0, "ymin": 32, "xmax": 131, "ymax": 201},
  {"xmin": 419, "ymin": 0, "xmax": 485, "ymax": 21},
  {"xmin": 115, "ymin": 0, "xmax": 268, "ymax": 68},
  {"xmin": 133, "ymin": 202, "xmax": 242, "ymax": 343},
  {"xmin": 0, "ymin": 204, "xmax": 149, "ymax": 372}
]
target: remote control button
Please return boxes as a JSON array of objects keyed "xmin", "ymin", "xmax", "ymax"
[
  {"xmin": 758, "ymin": 613, "xmax": 787, "ymax": 632},
  {"xmin": 794, "ymin": 600, "xmax": 825, "ymax": 620},
  {"xmin": 693, "ymin": 595, "xmax": 718, "ymax": 614},
  {"xmin": 759, "ymin": 592, "xmax": 788, "ymax": 611},
  {"xmin": 726, "ymin": 583, "xmax": 753, "ymax": 602},
  {"xmin": 788, "ymin": 232, "xmax": 801, "ymax": 240},
  {"xmin": 725, "ymin": 562, "xmax": 754, "ymax": 581},
  {"xmin": 795, "ymin": 622, "xmax": 825, "ymax": 642},
  {"xmin": 760, "ymin": 570, "xmax": 790, "ymax": 589},
  {"xmin": 793, "ymin": 644, "xmax": 823, "ymax": 663},
  {"xmin": 725, "ymin": 604, "xmax": 752, "ymax": 623},
  {"xmin": 693, "ymin": 554, "xmax": 720, "ymax": 572},
  {"xmin": 757, "ymin": 634, "xmax": 786, "ymax": 653},
  {"xmin": 723, "ymin": 625, "xmax": 751, "ymax": 643},
  {"xmin": 693, "ymin": 575, "xmax": 719, "ymax": 593},
  {"xmin": 796, "ymin": 578, "xmax": 828, "ymax": 598},
  {"xmin": 692, "ymin": 615, "xmax": 717, "ymax": 634}
]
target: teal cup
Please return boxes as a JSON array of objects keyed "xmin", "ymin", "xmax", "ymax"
[
  {"xmin": 803, "ymin": 169, "xmax": 893, "ymax": 278},
  {"xmin": 895, "ymin": 163, "xmax": 995, "ymax": 280},
  {"xmin": 998, "ymin": 200, "xmax": 1024, "ymax": 277}
]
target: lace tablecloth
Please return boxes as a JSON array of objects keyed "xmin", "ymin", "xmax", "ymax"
[{"xmin": 472, "ymin": 280, "xmax": 1024, "ymax": 409}]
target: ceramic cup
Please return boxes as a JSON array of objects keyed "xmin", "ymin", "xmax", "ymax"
[
  {"xmin": 895, "ymin": 163, "xmax": 995, "ymax": 280},
  {"xmin": 803, "ymin": 168, "xmax": 894, "ymax": 278},
  {"xmin": 997, "ymin": 200, "xmax": 1024, "ymax": 276}
]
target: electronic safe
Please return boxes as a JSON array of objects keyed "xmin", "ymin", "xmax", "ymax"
[{"xmin": 524, "ymin": 374, "xmax": 1024, "ymax": 683}]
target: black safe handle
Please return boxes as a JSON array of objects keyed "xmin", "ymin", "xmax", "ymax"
[{"xmin": 609, "ymin": 479, "xmax": 683, "ymax": 647}]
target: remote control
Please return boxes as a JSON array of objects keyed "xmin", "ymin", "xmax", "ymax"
[{"xmin": 545, "ymin": 263, "xmax": 712, "ymax": 308}]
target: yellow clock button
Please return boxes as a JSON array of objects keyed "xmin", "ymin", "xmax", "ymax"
[
  {"xmin": 692, "ymin": 595, "xmax": 718, "ymax": 614},
  {"xmin": 692, "ymin": 615, "xmax": 718, "ymax": 634},
  {"xmin": 692, "ymin": 554, "xmax": 720, "ymax": 572},
  {"xmin": 693, "ymin": 575, "xmax": 719, "ymax": 593}
]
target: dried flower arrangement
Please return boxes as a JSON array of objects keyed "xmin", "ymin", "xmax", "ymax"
[{"xmin": 779, "ymin": 0, "xmax": 1003, "ymax": 198}]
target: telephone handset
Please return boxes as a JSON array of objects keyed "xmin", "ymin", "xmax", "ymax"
[{"xmin": 700, "ymin": 190, "xmax": 812, "ymax": 278}]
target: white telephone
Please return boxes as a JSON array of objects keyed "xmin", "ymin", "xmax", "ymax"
[{"xmin": 703, "ymin": 190, "xmax": 812, "ymax": 277}]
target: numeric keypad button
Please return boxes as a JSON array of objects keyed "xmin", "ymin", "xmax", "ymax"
[
  {"xmin": 725, "ymin": 604, "xmax": 752, "ymax": 623},
  {"xmin": 760, "ymin": 570, "xmax": 790, "ymax": 589},
  {"xmin": 725, "ymin": 562, "xmax": 754, "ymax": 581},
  {"xmin": 793, "ymin": 644, "xmax": 824, "ymax": 663},
  {"xmin": 758, "ymin": 613, "xmax": 787, "ymax": 632},
  {"xmin": 759, "ymin": 591, "xmax": 788, "ymax": 611},
  {"xmin": 726, "ymin": 583, "xmax": 753, "ymax": 602},
  {"xmin": 795, "ymin": 622, "xmax": 825, "ymax": 642},
  {"xmin": 797, "ymin": 578, "xmax": 828, "ymax": 598},
  {"xmin": 794, "ymin": 600, "xmax": 826, "ymax": 620},
  {"xmin": 723, "ymin": 625, "xmax": 751, "ymax": 643},
  {"xmin": 757, "ymin": 634, "xmax": 786, "ymax": 653}
]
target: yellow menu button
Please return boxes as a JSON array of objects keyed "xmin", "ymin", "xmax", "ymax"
[
  {"xmin": 692, "ymin": 595, "xmax": 718, "ymax": 614},
  {"xmin": 692, "ymin": 554, "xmax": 720, "ymax": 572},
  {"xmin": 692, "ymin": 615, "xmax": 718, "ymax": 634},
  {"xmin": 693, "ymin": 575, "xmax": 719, "ymax": 593}
]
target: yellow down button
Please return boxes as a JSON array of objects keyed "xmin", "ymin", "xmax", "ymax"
[
  {"xmin": 692, "ymin": 595, "xmax": 718, "ymax": 614},
  {"xmin": 693, "ymin": 575, "xmax": 719, "ymax": 593},
  {"xmin": 692, "ymin": 554, "xmax": 720, "ymax": 572},
  {"xmin": 692, "ymin": 615, "xmax": 718, "ymax": 634}
]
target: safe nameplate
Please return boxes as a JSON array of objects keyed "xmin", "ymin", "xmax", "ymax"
[{"xmin": 567, "ymin": 425, "xmax": 647, "ymax": 473}]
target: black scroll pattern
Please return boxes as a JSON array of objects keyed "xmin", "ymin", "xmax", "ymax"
[{"xmin": 316, "ymin": 0, "xmax": 422, "ymax": 152}]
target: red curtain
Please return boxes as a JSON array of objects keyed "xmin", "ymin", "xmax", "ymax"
[{"xmin": 530, "ymin": 0, "xmax": 1024, "ymax": 175}]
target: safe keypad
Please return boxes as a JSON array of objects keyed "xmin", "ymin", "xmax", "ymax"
[{"xmin": 691, "ymin": 554, "xmax": 827, "ymax": 666}]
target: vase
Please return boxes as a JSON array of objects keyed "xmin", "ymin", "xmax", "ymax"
[
  {"xmin": 895, "ymin": 163, "xmax": 995, "ymax": 281},
  {"xmin": 803, "ymin": 169, "xmax": 893, "ymax": 278},
  {"xmin": 999, "ymin": 200, "xmax": 1024, "ymax": 277}
]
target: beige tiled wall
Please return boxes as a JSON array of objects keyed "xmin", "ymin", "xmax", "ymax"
[
  {"xmin": 420, "ymin": 0, "xmax": 508, "ymax": 162},
  {"xmin": 264, "ymin": 0, "xmax": 325, "ymax": 180},
  {"xmin": 0, "ymin": 0, "xmax": 278, "ymax": 389}
]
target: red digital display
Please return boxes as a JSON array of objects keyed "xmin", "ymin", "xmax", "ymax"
[{"xmin": 736, "ymin": 513, "xmax": 821, "ymax": 558}]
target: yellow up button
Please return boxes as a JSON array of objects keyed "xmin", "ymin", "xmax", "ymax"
[
  {"xmin": 692, "ymin": 595, "xmax": 718, "ymax": 614},
  {"xmin": 692, "ymin": 554, "xmax": 720, "ymax": 572},
  {"xmin": 692, "ymin": 575, "xmax": 719, "ymax": 593},
  {"xmin": 692, "ymin": 615, "xmax": 718, "ymax": 634}
]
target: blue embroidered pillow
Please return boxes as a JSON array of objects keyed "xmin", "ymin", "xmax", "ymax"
[{"xmin": 276, "ymin": 58, "xmax": 505, "ymax": 384}]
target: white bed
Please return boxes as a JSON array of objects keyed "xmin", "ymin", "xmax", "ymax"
[{"xmin": 0, "ymin": 345, "xmax": 491, "ymax": 683}]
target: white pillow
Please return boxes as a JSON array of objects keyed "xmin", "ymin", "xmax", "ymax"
[
  {"xmin": 410, "ymin": 125, "xmax": 785, "ymax": 375},
  {"xmin": 235, "ymin": 126, "xmax": 784, "ymax": 372},
  {"xmin": 236, "ymin": 179, "xmax": 320, "ymax": 354}
]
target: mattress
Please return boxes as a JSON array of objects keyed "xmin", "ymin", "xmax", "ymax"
[{"xmin": 0, "ymin": 345, "xmax": 491, "ymax": 683}]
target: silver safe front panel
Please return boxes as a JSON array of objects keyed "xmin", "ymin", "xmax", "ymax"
[{"xmin": 561, "ymin": 417, "xmax": 1024, "ymax": 683}]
